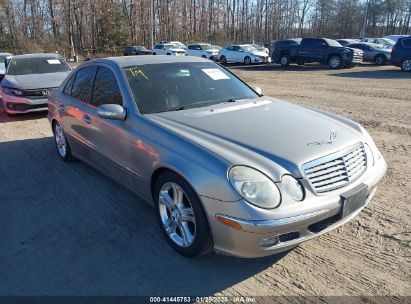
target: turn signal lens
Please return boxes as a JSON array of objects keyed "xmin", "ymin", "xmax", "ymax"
[{"xmin": 216, "ymin": 215, "xmax": 243, "ymax": 230}]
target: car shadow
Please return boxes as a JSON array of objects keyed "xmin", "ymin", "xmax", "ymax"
[
  {"xmin": 329, "ymin": 68, "xmax": 411, "ymax": 79},
  {"xmin": 0, "ymin": 137, "xmax": 290, "ymax": 296}
]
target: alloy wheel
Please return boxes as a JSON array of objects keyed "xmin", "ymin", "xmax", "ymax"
[
  {"xmin": 54, "ymin": 123, "xmax": 67, "ymax": 158},
  {"xmin": 329, "ymin": 56, "xmax": 341, "ymax": 69},
  {"xmin": 158, "ymin": 182, "xmax": 196, "ymax": 247},
  {"xmin": 402, "ymin": 59, "xmax": 411, "ymax": 71}
]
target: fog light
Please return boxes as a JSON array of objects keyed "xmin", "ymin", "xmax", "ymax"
[{"xmin": 259, "ymin": 236, "xmax": 279, "ymax": 248}]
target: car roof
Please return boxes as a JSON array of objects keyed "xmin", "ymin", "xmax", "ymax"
[
  {"xmin": 93, "ymin": 55, "xmax": 209, "ymax": 67},
  {"xmin": 11, "ymin": 53, "xmax": 62, "ymax": 59}
]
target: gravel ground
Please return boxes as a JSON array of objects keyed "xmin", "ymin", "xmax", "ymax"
[{"xmin": 0, "ymin": 63, "xmax": 409, "ymax": 300}]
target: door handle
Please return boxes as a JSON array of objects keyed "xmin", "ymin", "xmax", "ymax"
[{"xmin": 83, "ymin": 114, "xmax": 92, "ymax": 124}]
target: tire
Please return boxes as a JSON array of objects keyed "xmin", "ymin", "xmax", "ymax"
[
  {"xmin": 202, "ymin": 55, "xmax": 207, "ymax": 58},
  {"xmin": 153, "ymin": 53, "xmax": 156, "ymax": 55},
  {"xmin": 328, "ymin": 55, "xmax": 342, "ymax": 69},
  {"xmin": 154, "ymin": 171, "xmax": 213, "ymax": 257},
  {"xmin": 401, "ymin": 58, "xmax": 411, "ymax": 72},
  {"xmin": 280, "ymin": 54, "xmax": 290, "ymax": 67},
  {"xmin": 167, "ymin": 53, "xmax": 171, "ymax": 55},
  {"xmin": 244, "ymin": 56, "xmax": 252, "ymax": 65},
  {"xmin": 220, "ymin": 55, "xmax": 227, "ymax": 64},
  {"xmin": 53, "ymin": 121, "xmax": 72, "ymax": 162},
  {"xmin": 374, "ymin": 54, "xmax": 387, "ymax": 65}
]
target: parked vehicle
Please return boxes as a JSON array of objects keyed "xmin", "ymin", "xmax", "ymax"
[
  {"xmin": 251, "ymin": 44, "xmax": 269, "ymax": 54},
  {"xmin": 212, "ymin": 45, "xmax": 222, "ymax": 51},
  {"xmin": 186, "ymin": 43, "xmax": 219, "ymax": 60},
  {"xmin": 48, "ymin": 56, "xmax": 386, "ymax": 258},
  {"xmin": 152, "ymin": 43, "xmax": 186, "ymax": 56},
  {"xmin": 391, "ymin": 36, "xmax": 411, "ymax": 72},
  {"xmin": 270, "ymin": 39, "xmax": 301, "ymax": 61},
  {"xmin": 1, "ymin": 53, "xmax": 71, "ymax": 115},
  {"xmin": 347, "ymin": 42, "xmax": 391, "ymax": 65},
  {"xmin": 123, "ymin": 45, "xmax": 152, "ymax": 56},
  {"xmin": 336, "ymin": 39, "xmax": 360, "ymax": 47},
  {"xmin": 272, "ymin": 37, "xmax": 363, "ymax": 69},
  {"xmin": 0, "ymin": 52, "xmax": 13, "ymax": 81},
  {"xmin": 383, "ymin": 35, "xmax": 410, "ymax": 43},
  {"xmin": 360, "ymin": 38, "xmax": 395, "ymax": 48},
  {"xmin": 169, "ymin": 41, "xmax": 186, "ymax": 49},
  {"xmin": 218, "ymin": 44, "xmax": 271, "ymax": 64}
]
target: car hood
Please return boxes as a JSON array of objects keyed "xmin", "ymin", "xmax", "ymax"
[
  {"xmin": 2, "ymin": 71, "xmax": 70, "ymax": 90},
  {"xmin": 145, "ymin": 97, "xmax": 364, "ymax": 181},
  {"xmin": 250, "ymin": 51, "xmax": 269, "ymax": 57}
]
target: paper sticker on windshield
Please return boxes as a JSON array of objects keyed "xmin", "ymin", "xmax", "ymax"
[
  {"xmin": 202, "ymin": 68, "xmax": 230, "ymax": 80},
  {"xmin": 47, "ymin": 59, "xmax": 61, "ymax": 64}
]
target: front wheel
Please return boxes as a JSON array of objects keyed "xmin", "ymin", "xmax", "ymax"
[
  {"xmin": 401, "ymin": 59, "xmax": 411, "ymax": 72},
  {"xmin": 328, "ymin": 55, "xmax": 342, "ymax": 69},
  {"xmin": 244, "ymin": 56, "xmax": 252, "ymax": 65},
  {"xmin": 220, "ymin": 55, "xmax": 227, "ymax": 64},
  {"xmin": 154, "ymin": 171, "xmax": 213, "ymax": 257},
  {"xmin": 53, "ymin": 121, "xmax": 72, "ymax": 161},
  {"xmin": 375, "ymin": 55, "xmax": 387, "ymax": 65}
]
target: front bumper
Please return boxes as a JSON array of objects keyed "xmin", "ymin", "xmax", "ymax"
[
  {"xmin": 253, "ymin": 56, "xmax": 271, "ymax": 63},
  {"xmin": 2, "ymin": 93, "xmax": 48, "ymax": 114},
  {"xmin": 203, "ymin": 156, "xmax": 386, "ymax": 258}
]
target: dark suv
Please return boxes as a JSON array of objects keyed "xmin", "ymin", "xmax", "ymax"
[
  {"xmin": 391, "ymin": 37, "xmax": 411, "ymax": 72},
  {"xmin": 123, "ymin": 45, "xmax": 152, "ymax": 56},
  {"xmin": 272, "ymin": 37, "xmax": 363, "ymax": 69}
]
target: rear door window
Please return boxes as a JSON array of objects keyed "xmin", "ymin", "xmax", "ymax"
[
  {"xmin": 91, "ymin": 66, "xmax": 123, "ymax": 107},
  {"xmin": 71, "ymin": 66, "xmax": 97, "ymax": 103}
]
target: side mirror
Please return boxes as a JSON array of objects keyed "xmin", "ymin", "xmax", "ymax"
[
  {"xmin": 254, "ymin": 87, "xmax": 262, "ymax": 96},
  {"xmin": 97, "ymin": 104, "xmax": 126, "ymax": 120}
]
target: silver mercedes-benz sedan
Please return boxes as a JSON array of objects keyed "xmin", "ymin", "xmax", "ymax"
[{"xmin": 48, "ymin": 56, "xmax": 386, "ymax": 258}]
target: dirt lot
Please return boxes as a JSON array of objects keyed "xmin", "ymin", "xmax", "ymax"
[{"xmin": 0, "ymin": 63, "xmax": 410, "ymax": 299}]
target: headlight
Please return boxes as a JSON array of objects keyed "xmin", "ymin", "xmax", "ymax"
[
  {"xmin": 360, "ymin": 125, "xmax": 382, "ymax": 161},
  {"xmin": 3, "ymin": 87, "xmax": 24, "ymax": 96},
  {"xmin": 228, "ymin": 166, "xmax": 281, "ymax": 209},
  {"xmin": 281, "ymin": 175, "xmax": 304, "ymax": 201},
  {"xmin": 364, "ymin": 143, "xmax": 374, "ymax": 166}
]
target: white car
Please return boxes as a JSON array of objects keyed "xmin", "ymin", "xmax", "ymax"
[
  {"xmin": 218, "ymin": 44, "xmax": 271, "ymax": 64},
  {"xmin": 169, "ymin": 41, "xmax": 187, "ymax": 49},
  {"xmin": 252, "ymin": 44, "xmax": 269, "ymax": 54},
  {"xmin": 152, "ymin": 43, "xmax": 186, "ymax": 56},
  {"xmin": 186, "ymin": 43, "xmax": 219, "ymax": 60},
  {"xmin": 383, "ymin": 35, "xmax": 410, "ymax": 42}
]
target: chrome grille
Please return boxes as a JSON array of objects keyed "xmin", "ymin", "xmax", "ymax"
[{"xmin": 302, "ymin": 143, "xmax": 367, "ymax": 193}]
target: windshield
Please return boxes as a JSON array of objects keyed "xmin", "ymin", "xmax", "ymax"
[
  {"xmin": 164, "ymin": 44, "xmax": 177, "ymax": 50},
  {"xmin": 124, "ymin": 62, "xmax": 259, "ymax": 114},
  {"xmin": 7, "ymin": 56, "xmax": 70, "ymax": 75},
  {"xmin": 325, "ymin": 39, "xmax": 343, "ymax": 47},
  {"xmin": 200, "ymin": 44, "xmax": 213, "ymax": 50},
  {"xmin": 252, "ymin": 44, "xmax": 263, "ymax": 49},
  {"xmin": 242, "ymin": 45, "xmax": 258, "ymax": 52}
]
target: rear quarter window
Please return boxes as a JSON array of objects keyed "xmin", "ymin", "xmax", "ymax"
[{"xmin": 402, "ymin": 39, "xmax": 411, "ymax": 48}]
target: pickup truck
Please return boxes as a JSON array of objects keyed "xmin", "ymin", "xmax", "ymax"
[{"xmin": 272, "ymin": 37, "xmax": 363, "ymax": 69}]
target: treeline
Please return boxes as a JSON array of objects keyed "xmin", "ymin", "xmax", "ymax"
[{"xmin": 0, "ymin": 0, "xmax": 410, "ymax": 57}]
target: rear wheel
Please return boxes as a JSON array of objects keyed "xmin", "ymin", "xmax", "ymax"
[
  {"xmin": 328, "ymin": 55, "xmax": 342, "ymax": 69},
  {"xmin": 220, "ymin": 55, "xmax": 227, "ymax": 64},
  {"xmin": 375, "ymin": 54, "xmax": 387, "ymax": 65},
  {"xmin": 280, "ymin": 54, "xmax": 290, "ymax": 67},
  {"xmin": 244, "ymin": 56, "xmax": 252, "ymax": 65},
  {"xmin": 53, "ymin": 121, "xmax": 72, "ymax": 162},
  {"xmin": 154, "ymin": 171, "xmax": 213, "ymax": 257},
  {"xmin": 401, "ymin": 59, "xmax": 411, "ymax": 72},
  {"xmin": 202, "ymin": 55, "xmax": 207, "ymax": 58}
]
